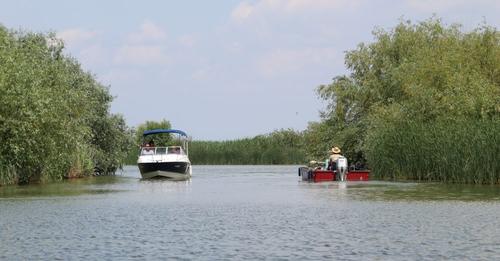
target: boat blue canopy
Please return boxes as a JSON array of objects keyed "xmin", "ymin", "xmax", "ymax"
[{"xmin": 143, "ymin": 129, "xmax": 188, "ymax": 137}]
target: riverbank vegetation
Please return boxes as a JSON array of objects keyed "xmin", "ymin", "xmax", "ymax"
[
  {"xmin": 3, "ymin": 18, "xmax": 498, "ymax": 185},
  {"xmin": 306, "ymin": 18, "xmax": 499, "ymax": 184},
  {"xmin": 190, "ymin": 129, "xmax": 306, "ymax": 165},
  {"xmin": 0, "ymin": 26, "xmax": 132, "ymax": 185},
  {"xmin": 124, "ymin": 127, "xmax": 306, "ymax": 165}
]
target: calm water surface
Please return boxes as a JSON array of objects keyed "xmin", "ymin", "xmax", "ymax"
[{"xmin": 1, "ymin": 165, "xmax": 500, "ymax": 260}]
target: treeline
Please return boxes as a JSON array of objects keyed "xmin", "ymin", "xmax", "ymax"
[
  {"xmin": 123, "ymin": 127, "xmax": 306, "ymax": 165},
  {"xmin": 190, "ymin": 129, "xmax": 306, "ymax": 165},
  {"xmin": 0, "ymin": 26, "xmax": 132, "ymax": 185},
  {"xmin": 305, "ymin": 18, "xmax": 500, "ymax": 184}
]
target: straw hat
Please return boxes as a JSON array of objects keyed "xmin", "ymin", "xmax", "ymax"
[{"xmin": 331, "ymin": 147, "xmax": 341, "ymax": 154}]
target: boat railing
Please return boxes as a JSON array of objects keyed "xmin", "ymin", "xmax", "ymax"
[{"xmin": 140, "ymin": 146, "xmax": 186, "ymax": 156}]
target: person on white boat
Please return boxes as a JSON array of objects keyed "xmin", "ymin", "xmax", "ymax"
[
  {"xmin": 168, "ymin": 146, "xmax": 181, "ymax": 154},
  {"xmin": 142, "ymin": 143, "xmax": 154, "ymax": 155}
]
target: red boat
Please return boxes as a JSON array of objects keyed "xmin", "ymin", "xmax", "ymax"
[{"xmin": 298, "ymin": 167, "xmax": 370, "ymax": 182}]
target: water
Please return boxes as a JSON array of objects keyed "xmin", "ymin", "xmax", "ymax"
[{"xmin": 1, "ymin": 165, "xmax": 500, "ymax": 260}]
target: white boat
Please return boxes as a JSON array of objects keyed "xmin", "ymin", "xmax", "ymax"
[{"xmin": 137, "ymin": 129, "xmax": 192, "ymax": 180}]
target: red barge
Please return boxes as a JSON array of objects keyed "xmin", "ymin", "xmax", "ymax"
[{"xmin": 298, "ymin": 167, "xmax": 370, "ymax": 182}]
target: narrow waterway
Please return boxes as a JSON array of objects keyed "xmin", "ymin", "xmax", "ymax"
[{"xmin": 1, "ymin": 165, "xmax": 500, "ymax": 260}]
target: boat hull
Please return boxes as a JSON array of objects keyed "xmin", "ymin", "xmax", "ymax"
[
  {"xmin": 138, "ymin": 162, "xmax": 191, "ymax": 180},
  {"xmin": 346, "ymin": 170, "xmax": 370, "ymax": 181},
  {"xmin": 298, "ymin": 168, "xmax": 370, "ymax": 182}
]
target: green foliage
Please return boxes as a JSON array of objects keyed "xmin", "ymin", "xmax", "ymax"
[
  {"xmin": 0, "ymin": 26, "xmax": 132, "ymax": 184},
  {"xmin": 364, "ymin": 118, "xmax": 500, "ymax": 183},
  {"xmin": 91, "ymin": 114, "xmax": 134, "ymax": 175},
  {"xmin": 190, "ymin": 129, "xmax": 306, "ymax": 165},
  {"xmin": 134, "ymin": 119, "xmax": 172, "ymax": 146},
  {"xmin": 124, "ymin": 119, "xmax": 173, "ymax": 164},
  {"xmin": 125, "ymin": 128, "xmax": 306, "ymax": 165},
  {"xmin": 125, "ymin": 122, "xmax": 305, "ymax": 166},
  {"xmin": 307, "ymin": 17, "xmax": 500, "ymax": 183}
]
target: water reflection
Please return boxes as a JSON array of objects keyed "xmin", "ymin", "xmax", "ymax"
[
  {"xmin": 0, "ymin": 176, "xmax": 129, "ymax": 198},
  {"xmin": 298, "ymin": 180, "xmax": 500, "ymax": 202},
  {"xmin": 137, "ymin": 178, "xmax": 192, "ymax": 194},
  {"xmin": 373, "ymin": 183, "xmax": 500, "ymax": 201},
  {"xmin": 1, "ymin": 166, "xmax": 500, "ymax": 202}
]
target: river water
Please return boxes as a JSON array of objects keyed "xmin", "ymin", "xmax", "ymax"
[{"xmin": 1, "ymin": 165, "xmax": 500, "ymax": 260}]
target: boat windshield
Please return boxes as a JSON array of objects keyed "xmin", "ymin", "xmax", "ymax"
[{"xmin": 140, "ymin": 146, "xmax": 185, "ymax": 156}]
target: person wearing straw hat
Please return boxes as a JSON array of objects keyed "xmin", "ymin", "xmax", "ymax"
[{"xmin": 327, "ymin": 147, "xmax": 342, "ymax": 170}]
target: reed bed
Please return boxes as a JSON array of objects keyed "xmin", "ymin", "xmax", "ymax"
[
  {"xmin": 124, "ymin": 130, "xmax": 306, "ymax": 165},
  {"xmin": 365, "ymin": 119, "xmax": 499, "ymax": 184},
  {"xmin": 190, "ymin": 138, "xmax": 305, "ymax": 165}
]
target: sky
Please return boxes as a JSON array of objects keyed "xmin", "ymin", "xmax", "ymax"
[{"xmin": 1, "ymin": 0, "xmax": 499, "ymax": 140}]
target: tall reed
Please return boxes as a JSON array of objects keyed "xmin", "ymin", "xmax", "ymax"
[
  {"xmin": 365, "ymin": 118, "xmax": 499, "ymax": 184},
  {"xmin": 189, "ymin": 138, "xmax": 306, "ymax": 165},
  {"xmin": 124, "ymin": 129, "xmax": 307, "ymax": 165}
]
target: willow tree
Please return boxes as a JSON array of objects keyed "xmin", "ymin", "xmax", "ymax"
[
  {"xmin": 0, "ymin": 26, "xmax": 132, "ymax": 184},
  {"xmin": 308, "ymin": 18, "xmax": 500, "ymax": 183}
]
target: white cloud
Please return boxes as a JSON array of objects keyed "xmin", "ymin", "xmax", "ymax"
[
  {"xmin": 284, "ymin": 0, "xmax": 360, "ymax": 12},
  {"xmin": 231, "ymin": 2, "xmax": 254, "ymax": 21},
  {"xmin": 178, "ymin": 34, "xmax": 197, "ymax": 48},
  {"xmin": 406, "ymin": 0, "xmax": 500, "ymax": 12},
  {"xmin": 191, "ymin": 67, "xmax": 214, "ymax": 81},
  {"xmin": 230, "ymin": 0, "xmax": 360, "ymax": 21},
  {"xmin": 256, "ymin": 47, "xmax": 338, "ymax": 76},
  {"xmin": 79, "ymin": 44, "xmax": 108, "ymax": 67},
  {"xmin": 127, "ymin": 20, "xmax": 167, "ymax": 43},
  {"xmin": 113, "ymin": 21, "xmax": 170, "ymax": 66},
  {"xmin": 57, "ymin": 28, "xmax": 97, "ymax": 47},
  {"xmin": 114, "ymin": 45, "xmax": 168, "ymax": 66}
]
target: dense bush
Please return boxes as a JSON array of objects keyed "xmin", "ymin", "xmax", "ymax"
[
  {"xmin": 306, "ymin": 18, "xmax": 500, "ymax": 183},
  {"xmin": 0, "ymin": 26, "xmax": 132, "ymax": 185}
]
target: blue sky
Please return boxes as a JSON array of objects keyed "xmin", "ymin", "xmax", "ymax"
[{"xmin": 1, "ymin": 0, "xmax": 499, "ymax": 140}]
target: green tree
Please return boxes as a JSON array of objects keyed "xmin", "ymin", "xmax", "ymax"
[
  {"xmin": 0, "ymin": 26, "xmax": 132, "ymax": 184},
  {"xmin": 134, "ymin": 119, "xmax": 172, "ymax": 146},
  {"xmin": 307, "ymin": 17, "xmax": 500, "ymax": 183}
]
